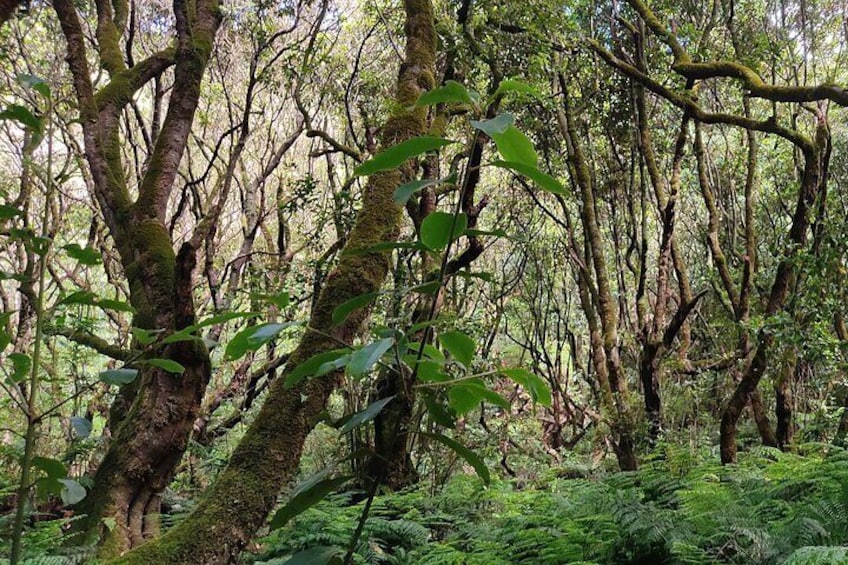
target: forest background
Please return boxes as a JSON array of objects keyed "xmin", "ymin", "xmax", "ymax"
[{"xmin": 2, "ymin": 0, "xmax": 848, "ymax": 563}]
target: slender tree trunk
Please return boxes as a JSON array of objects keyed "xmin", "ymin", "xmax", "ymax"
[
  {"xmin": 110, "ymin": 1, "xmax": 437, "ymax": 561},
  {"xmin": 720, "ymin": 124, "xmax": 828, "ymax": 463}
]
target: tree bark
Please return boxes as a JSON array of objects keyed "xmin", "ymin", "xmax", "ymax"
[
  {"xmin": 53, "ymin": 0, "xmax": 221, "ymax": 553},
  {"xmin": 109, "ymin": 0, "xmax": 437, "ymax": 562}
]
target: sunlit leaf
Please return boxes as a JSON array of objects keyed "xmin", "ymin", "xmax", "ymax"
[
  {"xmin": 415, "ymin": 80, "xmax": 479, "ymax": 107},
  {"xmin": 420, "ymin": 212, "xmax": 467, "ymax": 251},
  {"xmin": 438, "ymin": 331, "xmax": 475, "ymax": 368}
]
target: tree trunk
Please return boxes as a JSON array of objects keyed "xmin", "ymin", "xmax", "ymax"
[
  {"xmin": 109, "ymin": 1, "xmax": 436, "ymax": 561},
  {"xmin": 54, "ymin": 0, "xmax": 221, "ymax": 552},
  {"xmin": 720, "ymin": 124, "xmax": 828, "ymax": 463}
]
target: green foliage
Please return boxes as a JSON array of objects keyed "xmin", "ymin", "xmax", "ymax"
[{"xmin": 250, "ymin": 449, "xmax": 848, "ymax": 565}]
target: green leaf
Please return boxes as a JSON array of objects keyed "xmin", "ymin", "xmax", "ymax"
[
  {"xmin": 70, "ymin": 416, "xmax": 92, "ymax": 439},
  {"xmin": 59, "ymin": 478, "xmax": 86, "ymax": 505},
  {"xmin": 347, "ymin": 337, "xmax": 394, "ymax": 377},
  {"xmin": 492, "ymin": 78, "xmax": 544, "ymax": 100},
  {"xmin": 131, "ymin": 327, "xmax": 159, "ymax": 346},
  {"xmin": 338, "ymin": 395, "xmax": 396, "ymax": 434},
  {"xmin": 420, "ymin": 212, "xmax": 467, "ymax": 251},
  {"xmin": 269, "ymin": 476, "xmax": 351, "ymax": 530},
  {"xmin": 448, "ymin": 385, "xmax": 480, "ymax": 414},
  {"xmin": 423, "ymin": 392, "xmax": 455, "ymax": 427},
  {"xmin": 33, "ymin": 456, "xmax": 67, "ymax": 479},
  {"xmin": 284, "ymin": 349, "xmax": 350, "ymax": 388},
  {"xmin": 502, "ymin": 368, "xmax": 552, "ymax": 407},
  {"xmin": 0, "ymin": 204, "xmax": 23, "ymax": 220},
  {"xmin": 62, "ymin": 243, "xmax": 102, "ymax": 265},
  {"xmin": 491, "ymin": 160, "xmax": 567, "ymax": 195},
  {"xmin": 415, "ymin": 80, "xmax": 479, "ymax": 107},
  {"xmin": 143, "ymin": 358, "xmax": 185, "ymax": 374},
  {"xmin": 492, "ymin": 126, "xmax": 537, "ymax": 167},
  {"xmin": 9, "ymin": 352, "xmax": 31, "ymax": 383},
  {"xmin": 98, "ymin": 368, "xmax": 139, "ymax": 386},
  {"xmin": 225, "ymin": 322, "xmax": 296, "ymax": 361},
  {"xmin": 394, "ymin": 177, "xmax": 441, "ymax": 205},
  {"xmin": 470, "ymin": 113, "xmax": 514, "ymax": 136},
  {"xmin": 332, "ymin": 292, "xmax": 379, "ymax": 326},
  {"xmin": 438, "ymin": 331, "xmax": 475, "ymax": 368},
  {"xmin": 354, "ymin": 136, "xmax": 454, "ymax": 177},
  {"xmin": 282, "ymin": 546, "xmax": 344, "ymax": 565},
  {"xmin": 0, "ymin": 104, "xmax": 41, "ymax": 130},
  {"xmin": 422, "ymin": 432, "xmax": 490, "ymax": 484}
]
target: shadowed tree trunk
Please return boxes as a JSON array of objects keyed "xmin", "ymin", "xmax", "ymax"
[
  {"xmin": 53, "ymin": 0, "xmax": 221, "ymax": 553},
  {"xmin": 109, "ymin": 0, "xmax": 437, "ymax": 562}
]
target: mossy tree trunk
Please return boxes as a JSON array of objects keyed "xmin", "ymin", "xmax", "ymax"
[
  {"xmin": 53, "ymin": 0, "xmax": 221, "ymax": 554},
  {"xmin": 109, "ymin": 0, "xmax": 437, "ymax": 562}
]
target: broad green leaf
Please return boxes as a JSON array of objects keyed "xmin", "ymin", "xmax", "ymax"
[
  {"xmin": 347, "ymin": 337, "xmax": 394, "ymax": 377},
  {"xmin": 33, "ymin": 456, "xmax": 67, "ymax": 478},
  {"xmin": 95, "ymin": 298, "xmax": 136, "ymax": 314},
  {"xmin": 131, "ymin": 327, "xmax": 159, "ymax": 346},
  {"xmin": 338, "ymin": 395, "xmax": 396, "ymax": 434},
  {"xmin": 491, "ymin": 126, "xmax": 537, "ymax": 167},
  {"xmin": 502, "ymin": 368, "xmax": 552, "ymax": 407},
  {"xmin": 9, "ymin": 352, "xmax": 30, "ymax": 383},
  {"xmin": 59, "ymin": 478, "xmax": 86, "ymax": 505},
  {"xmin": 354, "ymin": 136, "xmax": 454, "ymax": 177},
  {"xmin": 269, "ymin": 476, "xmax": 351, "ymax": 530},
  {"xmin": 62, "ymin": 243, "xmax": 102, "ymax": 265},
  {"xmin": 284, "ymin": 349, "xmax": 350, "ymax": 388},
  {"xmin": 420, "ymin": 212, "xmax": 467, "ymax": 251},
  {"xmin": 0, "ymin": 204, "xmax": 23, "ymax": 220},
  {"xmin": 423, "ymin": 392, "xmax": 455, "ymax": 427},
  {"xmin": 470, "ymin": 113, "xmax": 514, "ymax": 136},
  {"xmin": 415, "ymin": 360, "xmax": 449, "ymax": 382},
  {"xmin": 332, "ymin": 292, "xmax": 379, "ymax": 326},
  {"xmin": 491, "ymin": 160, "xmax": 567, "ymax": 195},
  {"xmin": 98, "ymin": 368, "xmax": 139, "ymax": 386},
  {"xmin": 438, "ymin": 331, "xmax": 475, "ymax": 368},
  {"xmin": 282, "ymin": 546, "xmax": 343, "ymax": 565},
  {"xmin": 143, "ymin": 358, "xmax": 185, "ymax": 374},
  {"xmin": 492, "ymin": 78, "xmax": 544, "ymax": 100},
  {"xmin": 225, "ymin": 322, "xmax": 296, "ymax": 361},
  {"xmin": 315, "ymin": 354, "xmax": 351, "ymax": 377},
  {"xmin": 394, "ymin": 178, "xmax": 438, "ymax": 205},
  {"xmin": 0, "ymin": 104, "xmax": 41, "ymax": 130},
  {"xmin": 70, "ymin": 416, "xmax": 92, "ymax": 439},
  {"xmin": 415, "ymin": 80, "xmax": 479, "ymax": 107},
  {"xmin": 448, "ymin": 385, "xmax": 480, "ymax": 414},
  {"xmin": 422, "ymin": 432, "xmax": 490, "ymax": 484}
]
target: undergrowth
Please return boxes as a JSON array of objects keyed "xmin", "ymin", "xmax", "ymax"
[{"xmin": 248, "ymin": 446, "xmax": 848, "ymax": 565}]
